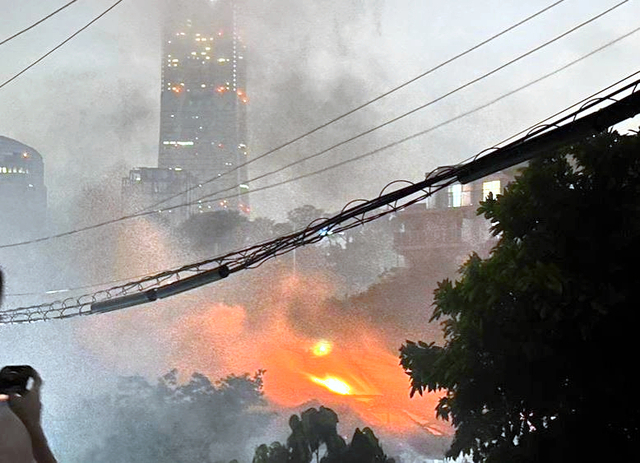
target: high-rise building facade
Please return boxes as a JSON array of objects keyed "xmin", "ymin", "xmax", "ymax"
[
  {"xmin": 158, "ymin": 0, "xmax": 249, "ymax": 214},
  {"xmin": 0, "ymin": 136, "xmax": 47, "ymax": 241},
  {"xmin": 121, "ymin": 167, "xmax": 196, "ymax": 224}
]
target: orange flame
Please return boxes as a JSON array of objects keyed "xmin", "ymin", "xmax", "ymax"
[
  {"xmin": 309, "ymin": 375, "xmax": 352, "ymax": 395},
  {"xmin": 80, "ymin": 270, "xmax": 451, "ymax": 440}
]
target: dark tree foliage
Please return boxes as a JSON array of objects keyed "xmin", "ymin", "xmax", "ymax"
[
  {"xmin": 400, "ymin": 131, "xmax": 640, "ymax": 462},
  {"xmin": 78, "ymin": 370, "xmax": 271, "ymax": 463},
  {"xmin": 252, "ymin": 406, "xmax": 395, "ymax": 463},
  {"xmin": 286, "ymin": 205, "xmax": 327, "ymax": 231},
  {"xmin": 326, "ymin": 217, "xmax": 399, "ymax": 294},
  {"xmin": 179, "ymin": 209, "xmax": 250, "ymax": 253}
]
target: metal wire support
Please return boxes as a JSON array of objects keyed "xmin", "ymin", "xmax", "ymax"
[{"xmin": 2, "ymin": 77, "xmax": 640, "ymax": 324}]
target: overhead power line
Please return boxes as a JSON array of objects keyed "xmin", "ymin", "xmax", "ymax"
[
  {"xmin": 0, "ymin": 17, "xmax": 637, "ymax": 251},
  {"xmin": 8, "ymin": 63, "xmax": 640, "ymax": 302},
  {"xmin": 0, "ymin": 0, "xmax": 125, "ymax": 91},
  {"xmin": 0, "ymin": 0, "xmax": 81, "ymax": 47},
  {"xmin": 2, "ymin": 75, "xmax": 640, "ymax": 323},
  {"xmin": 153, "ymin": 11, "xmax": 639, "ymax": 209},
  {"xmin": 188, "ymin": 25, "xmax": 640, "ymax": 206},
  {"xmin": 144, "ymin": 0, "xmax": 569, "ymax": 212}
]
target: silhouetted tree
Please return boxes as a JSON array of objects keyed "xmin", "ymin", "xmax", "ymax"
[
  {"xmin": 76, "ymin": 370, "xmax": 271, "ymax": 463},
  {"xmin": 247, "ymin": 217, "xmax": 278, "ymax": 243},
  {"xmin": 252, "ymin": 442, "xmax": 289, "ymax": 463},
  {"xmin": 400, "ymin": 131, "xmax": 640, "ymax": 462},
  {"xmin": 325, "ymin": 217, "xmax": 400, "ymax": 294},
  {"xmin": 252, "ymin": 406, "xmax": 394, "ymax": 463},
  {"xmin": 286, "ymin": 205, "xmax": 327, "ymax": 231},
  {"xmin": 179, "ymin": 210, "xmax": 249, "ymax": 254}
]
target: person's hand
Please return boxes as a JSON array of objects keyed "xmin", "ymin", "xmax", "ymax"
[
  {"xmin": 8, "ymin": 367, "xmax": 42, "ymax": 432},
  {"xmin": 7, "ymin": 368, "xmax": 57, "ymax": 463}
]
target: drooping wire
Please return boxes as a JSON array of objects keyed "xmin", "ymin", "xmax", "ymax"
[
  {"xmin": 0, "ymin": 0, "xmax": 126, "ymax": 91},
  {"xmin": 0, "ymin": 0, "xmax": 81, "ymax": 47},
  {"xmin": 164, "ymin": 24, "xmax": 640, "ymax": 209},
  {"xmin": 143, "ymin": 0, "xmax": 569, "ymax": 212},
  {"xmin": 0, "ymin": 16, "xmax": 637, "ymax": 251},
  {"xmin": 198, "ymin": 0, "xmax": 626, "ymax": 193},
  {"xmin": 2, "ymin": 73, "xmax": 640, "ymax": 321}
]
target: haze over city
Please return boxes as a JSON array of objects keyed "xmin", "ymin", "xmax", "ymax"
[{"xmin": 1, "ymin": 1, "xmax": 640, "ymax": 462}]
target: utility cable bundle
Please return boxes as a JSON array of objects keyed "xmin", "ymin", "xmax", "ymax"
[{"xmin": 2, "ymin": 75, "xmax": 639, "ymax": 324}]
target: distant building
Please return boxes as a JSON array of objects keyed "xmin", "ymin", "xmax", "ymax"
[
  {"xmin": 121, "ymin": 167, "xmax": 196, "ymax": 225},
  {"xmin": 157, "ymin": 0, "xmax": 250, "ymax": 215},
  {"xmin": 0, "ymin": 136, "xmax": 47, "ymax": 242},
  {"xmin": 394, "ymin": 170, "xmax": 516, "ymax": 276}
]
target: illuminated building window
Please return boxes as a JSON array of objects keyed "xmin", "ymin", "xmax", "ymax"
[
  {"xmin": 162, "ymin": 141, "xmax": 194, "ymax": 146},
  {"xmin": 448, "ymin": 184, "xmax": 473, "ymax": 207},
  {"xmin": 483, "ymin": 180, "xmax": 501, "ymax": 199},
  {"xmin": 449, "ymin": 185, "xmax": 461, "ymax": 207}
]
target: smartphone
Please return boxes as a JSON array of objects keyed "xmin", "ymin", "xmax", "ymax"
[{"xmin": 0, "ymin": 365, "xmax": 33, "ymax": 395}]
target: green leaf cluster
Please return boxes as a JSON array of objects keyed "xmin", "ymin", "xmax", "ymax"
[{"xmin": 400, "ymin": 131, "xmax": 640, "ymax": 462}]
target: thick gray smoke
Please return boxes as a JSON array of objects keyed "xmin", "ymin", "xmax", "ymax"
[{"xmin": 2, "ymin": 0, "xmax": 640, "ymax": 461}]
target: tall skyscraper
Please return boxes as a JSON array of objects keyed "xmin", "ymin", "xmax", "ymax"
[
  {"xmin": 0, "ymin": 136, "xmax": 47, "ymax": 241},
  {"xmin": 158, "ymin": 0, "xmax": 250, "ymax": 214}
]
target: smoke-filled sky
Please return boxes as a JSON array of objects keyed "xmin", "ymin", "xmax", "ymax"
[
  {"xmin": 1, "ymin": 0, "xmax": 639, "ymax": 222},
  {"xmin": 2, "ymin": 1, "xmax": 640, "ymax": 459}
]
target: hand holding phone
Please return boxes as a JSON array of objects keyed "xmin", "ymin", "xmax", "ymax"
[{"xmin": 0, "ymin": 366, "xmax": 33, "ymax": 395}]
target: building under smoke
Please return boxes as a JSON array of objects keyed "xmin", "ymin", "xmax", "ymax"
[
  {"xmin": 0, "ymin": 136, "xmax": 47, "ymax": 242},
  {"xmin": 122, "ymin": 0, "xmax": 249, "ymax": 221},
  {"xmin": 121, "ymin": 167, "xmax": 196, "ymax": 224},
  {"xmin": 394, "ymin": 170, "xmax": 515, "ymax": 276},
  {"xmin": 158, "ymin": 0, "xmax": 249, "ymax": 215}
]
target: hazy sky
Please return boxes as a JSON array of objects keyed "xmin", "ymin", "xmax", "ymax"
[
  {"xmin": 1, "ymin": 3, "xmax": 640, "ymax": 458},
  {"xmin": 1, "ymin": 0, "xmax": 639, "ymax": 224}
]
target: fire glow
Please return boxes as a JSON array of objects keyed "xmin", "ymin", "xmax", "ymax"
[
  {"xmin": 312, "ymin": 340, "xmax": 332, "ymax": 357},
  {"xmin": 82, "ymin": 270, "xmax": 450, "ymax": 439},
  {"xmin": 309, "ymin": 375, "xmax": 352, "ymax": 395}
]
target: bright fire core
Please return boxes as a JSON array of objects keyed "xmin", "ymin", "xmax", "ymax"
[
  {"xmin": 309, "ymin": 375, "xmax": 352, "ymax": 395},
  {"xmin": 312, "ymin": 340, "xmax": 332, "ymax": 356}
]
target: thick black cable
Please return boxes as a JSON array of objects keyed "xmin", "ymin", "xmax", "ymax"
[
  {"xmin": 3, "ymin": 70, "xmax": 640, "ymax": 304},
  {"xmin": 0, "ymin": 0, "xmax": 126, "ymax": 91},
  {"xmin": 5, "ymin": 75, "xmax": 640, "ymax": 320},
  {"xmin": 143, "ymin": 0, "xmax": 568, "ymax": 211},
  {"xmin": 0, "ymin": 0, "xmax": 81, "ymax": 47}
]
